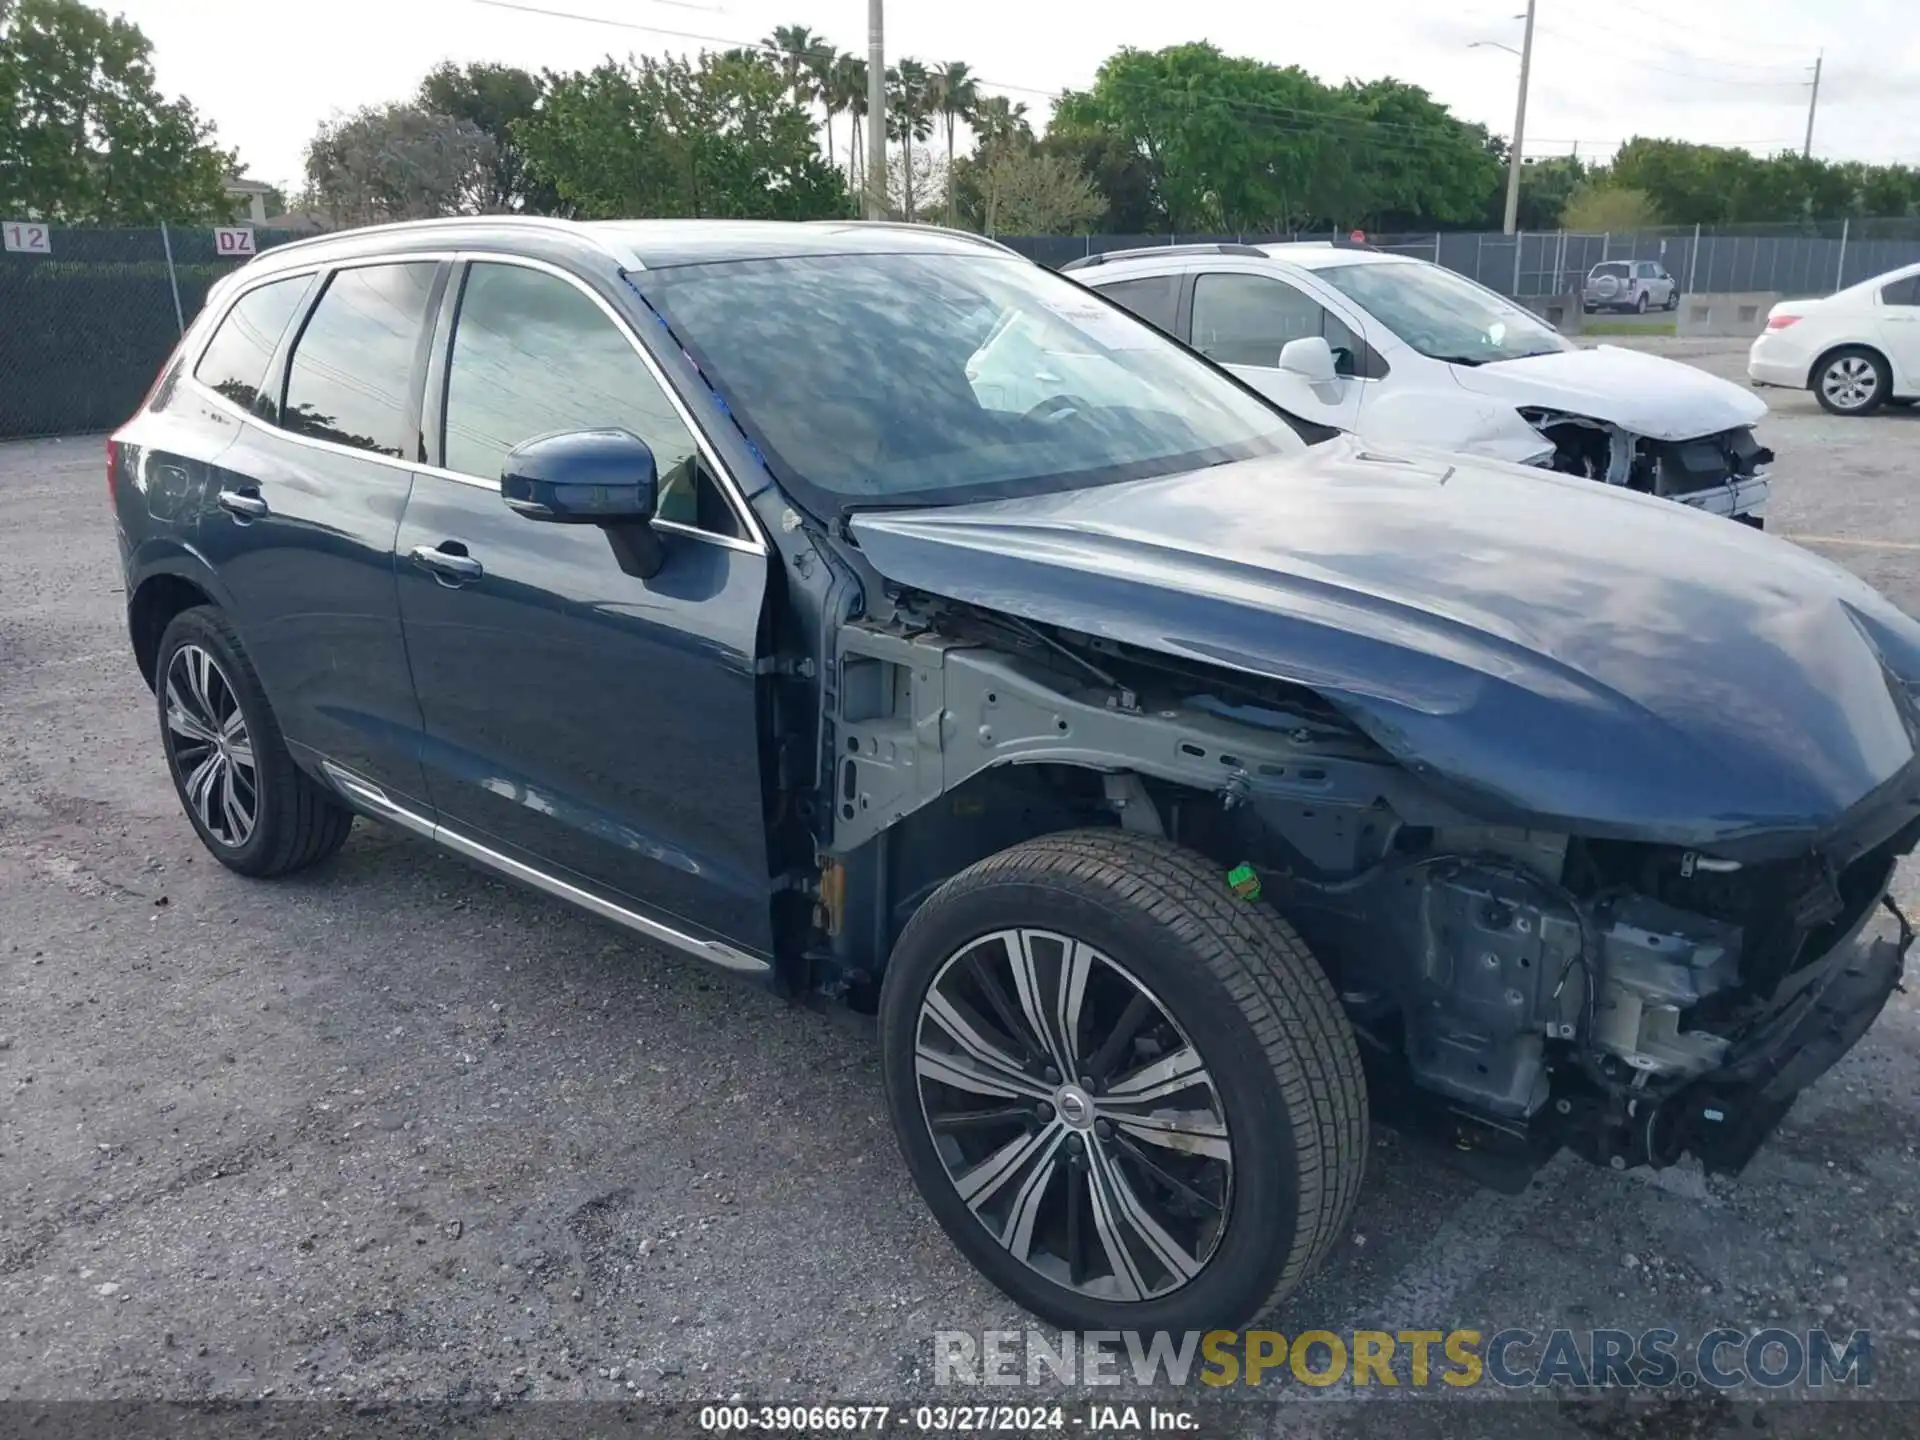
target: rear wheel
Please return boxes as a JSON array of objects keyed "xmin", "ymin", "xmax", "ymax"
[
  {"xmin": 879, "ymin": 829, "xmax": 1367, "ymax": 1331},
  {"xmin": 1635, "ymin": 291, "xmax": 1650, "ymax": 313},
  {"xmin": 155, "ymin": 606, "xmax": 353, "ymax": 876},
  {"xmin": 1814, "ymin": 347, "xmax": 1890, "ymax": 416}
]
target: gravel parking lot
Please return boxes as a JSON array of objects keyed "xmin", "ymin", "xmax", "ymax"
[{"xmin": 4, "ymin": 338, "xmax": 1919, "ymax": 1438}]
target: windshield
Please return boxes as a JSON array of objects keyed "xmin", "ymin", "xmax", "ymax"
[
  {"xmin": 633, "ymin": 251, "xmax": 1307, "ymax": 517},
  {"xmin": 1315, "ymin": 260, "xmax": 1570, "ymax": 366}
]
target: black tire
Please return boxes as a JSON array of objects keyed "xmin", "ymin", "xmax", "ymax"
[
  {"xmin": 155, "ymin": 606, "xmax": 353, "ymax": 877},
  {"xmin": 1812, "ymin": 345, "xmax": 1890, "ymax": 416},
  {"xmin": 879, "ymin": 829, "xmax": 1367, "ymax": 1332},
  {"xmin": 1665, "ymin": 288, "xmax": 1681, "ymax": 311}
]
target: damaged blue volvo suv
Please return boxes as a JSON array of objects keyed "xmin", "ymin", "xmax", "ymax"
[{"xmin": 109, "ymin": 217, "xmax": 1918, "ymax": 1332}]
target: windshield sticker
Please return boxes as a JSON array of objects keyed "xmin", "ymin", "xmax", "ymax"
[{"xmin": 1042, "ymin": 296, "xmax": 1161, "ymax": 351}]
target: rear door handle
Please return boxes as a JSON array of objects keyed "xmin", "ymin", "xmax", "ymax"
[
  {"xmin": 216, "ymin": 488, "xmax": 268, "ymax": 520},
  {"xmin": 409, "ymin": 541, "xmax": 484, "ymax": 585}
]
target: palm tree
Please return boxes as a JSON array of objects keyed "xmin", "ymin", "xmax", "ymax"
[
  {"xmin": 807, "ymin": 41, "xmax": 841, "ymax": 170},
  {"xmin": 886, "ymin": 59, "xmax": 932, "ymax": 221},
  {"xmin": 764, "ymin": 24, "xmax": 821, "ymax": 112},
  {"xmin": 828, "ymin": 53, "xmax": 868, "ymax": 211},
  {"xmin": 972, "ymin": 95, "xmax": 1032, "ymax": 150},
  {"xmin": 927, "ymin": 62, "xmax": 980, "ymax": 227}
]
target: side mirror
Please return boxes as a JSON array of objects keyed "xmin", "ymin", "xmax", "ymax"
[
  {"xmin": 501, "ymin": 428, "xmax": 657, "ymax": 524},
  {"xmin": 1278, "ymin": 336, "xmax": 1338, "ymax": 383}
]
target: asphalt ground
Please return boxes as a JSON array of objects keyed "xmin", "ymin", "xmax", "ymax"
[{"xmin": 3, "ymin": 339, "xmax": 1918, "ymax": 1439}]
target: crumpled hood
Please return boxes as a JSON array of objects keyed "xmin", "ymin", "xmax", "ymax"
[
  {"xmin": 1451, "ymin": 344, "xmax": 1769, "ymax": 441},
  {"xmin": 850, "ymin": 436, "xmax": 1920, "ymax": 853}
]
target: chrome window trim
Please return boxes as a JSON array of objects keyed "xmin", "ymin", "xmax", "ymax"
[
  {"xmin": 181, "ymin": 248, "xmax": 769, "ymax": 558},
  {"xmin": 319, "ymin": 763, "xmax": 770, "ymax": 975},
  {"xmin": 245, "ymin": 216, "xmax": 647, "ymax": 272}
]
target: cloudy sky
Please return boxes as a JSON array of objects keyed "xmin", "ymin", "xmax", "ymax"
[{"xmin": 114, "ymin": 0, "xmax": 1918, "ymax": 192}]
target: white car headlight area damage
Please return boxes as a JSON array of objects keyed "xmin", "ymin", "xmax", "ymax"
[{"xmin": 1518, "ymin": 409, "xmax": 1775, "ymax": 521}]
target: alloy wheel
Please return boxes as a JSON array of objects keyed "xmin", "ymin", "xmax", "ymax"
[
  {"xmin": 1822, "ymin": 356, "xmax": 1880, "ymax": 411},
  {"xmin": 912, "ymin": 928, "xmax": 1233, "ymax": 1303},
  {"xmin": 163, "ymin": 644, "xmax": 257, "ymax": 847}
]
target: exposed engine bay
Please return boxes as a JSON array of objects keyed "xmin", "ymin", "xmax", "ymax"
[
  {"xmin": 825, "ymin": 599, "xmax": 1916, "ymax": 1188},
  {"xmin": 1522, "ymin": 409, "xmax": 1773, "ymax": 519}
]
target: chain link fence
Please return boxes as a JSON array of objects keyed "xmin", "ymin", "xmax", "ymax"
[
  {"xmin": 1000, "ymin": 219, "xmax": 1920, "ymax": 299},
  {"xmin": 0, "ymin": 225, "xmax": 304, "ymax": 440},
  {"xmin": 9, "ymin": 220, "xmax": 1920, "ymax": 440}
]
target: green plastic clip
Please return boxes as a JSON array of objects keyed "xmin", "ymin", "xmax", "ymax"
[{"xmin": 1227, "ymin": 862, "xmax": 1261, "ymax": 901}]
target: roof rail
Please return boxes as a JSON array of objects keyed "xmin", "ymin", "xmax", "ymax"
[
  {"xmin": 807, "ymin": 219, "xmax": 1024, "ymax": 258},
  {"xmin": 245, "ymin": 214, "xmax": 646, "ymax": 269},
  {"xmin": 1061, "ymin": 242, "xmax": 1269, "ymax": 272}
]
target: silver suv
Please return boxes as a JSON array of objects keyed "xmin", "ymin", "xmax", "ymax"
[{"xmin": 1584, "ymin": 259, "xmax": 1678, "ymax": 314}]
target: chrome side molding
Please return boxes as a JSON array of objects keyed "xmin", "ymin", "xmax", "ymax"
[{"xmin": 319, "ymin": 762, "xmax": 772, "ymax": 975}]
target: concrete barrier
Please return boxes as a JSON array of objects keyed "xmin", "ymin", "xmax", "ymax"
[
  {"xmin": 1677, "ymin": 292, "xmax": 1783, "ymax": 339},
  {"xmin": 1517, "ymin": 293, "xmax": 1582, "ymax": 336}
]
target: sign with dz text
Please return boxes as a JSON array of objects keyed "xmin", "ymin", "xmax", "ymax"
[{"xmin": 214, "ymin": 227, "xmax": 256, "ymax": 258}]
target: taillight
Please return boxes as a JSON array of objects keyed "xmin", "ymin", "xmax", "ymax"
[
  {"xmin": 106, "ymin": 437, "xmax": 123, "ymax": 500},
  {"xmin": 1766, "ymin": 314, "xmax": 1801, "ymax": 330}
]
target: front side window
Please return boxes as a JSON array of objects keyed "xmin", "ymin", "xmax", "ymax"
[
  {"xmin": 194, "ymin": 275, "xmax": 311, "ymax": 412},
  {"xmin": 634, "ymin": 251, "xmax": 1305, "ymax": 519},
  {"xmin": 1318, "ymin": 260, "xmax": 1569, "ymax": 366},
  {"xmin": 441, "ymin": 263, "xmax": 735, "ymax": 534},
  {"xmin": 282, "ymin": 263, "xmax": 439, "ymax": 457},
  {"xmin": 1191, "ymin": 272, "xmax": 1365, "ymax": 374}
]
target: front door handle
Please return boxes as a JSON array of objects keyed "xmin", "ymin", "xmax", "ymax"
[
  {"xmin": 216, "ymin": 488, "xmax": 268, "ymax": 520},
  {"xmin": 409, "ymin": 541, "xmax": 484, "ymax": 585}
]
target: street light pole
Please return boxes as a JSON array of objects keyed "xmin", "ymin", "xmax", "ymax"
[
  {"xmin": 1803, "ymin": 50, "xmax": 1823, "ymax": 159},
  {"xmin": 1502, "ymin": 0, "xmax": 1538, "ymax": 236},
  {"xmin": 866, "ymin": 0, "xmax": 888, "ymax": 219}
]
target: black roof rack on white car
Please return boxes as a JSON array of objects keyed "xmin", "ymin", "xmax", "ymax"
[{"xmin": 1062, "ymin": 242, "xmax": 1268, "ymax": 272}]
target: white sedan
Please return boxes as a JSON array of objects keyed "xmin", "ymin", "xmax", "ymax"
[
  {"xmin": 1748, "ymin": 261, "xmax": 1920, "ymax": 415},
  {"xmin": 1064, "ymin": 242, "xmax": 1773, "ymax": 524}
]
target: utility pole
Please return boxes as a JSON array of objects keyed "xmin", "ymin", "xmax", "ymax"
[
  {"xmin": 1803, "ymin": 51, "xmax": 1823, "ymax": 159},
  {"xmin": 865, "ymin": 0, "xmax": 888, "ymax": 219},
  {"xmin": 1502, "ymin": 0, "xmax": 1538, "ymax": 235}
]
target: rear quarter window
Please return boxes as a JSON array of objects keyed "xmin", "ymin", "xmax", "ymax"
[
  {"xmin": 192, "ymin": 276, "xmax": 313, "ymax": 413},
  {"xmin": 1090, "ymin": 274, "xmax": 1182, "ymax": 335}
]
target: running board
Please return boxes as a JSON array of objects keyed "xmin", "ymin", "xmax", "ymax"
[{"xmin": 319, "ymin": 762, "xmax": 772, "ymax": 976}]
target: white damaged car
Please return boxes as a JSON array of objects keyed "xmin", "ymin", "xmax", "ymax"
[{"xmin": 1065, "ymin": 241, "xmax": 1773, "ymax": 525}]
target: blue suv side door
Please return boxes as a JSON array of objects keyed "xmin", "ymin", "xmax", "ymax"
[{"xmin": 390, "ymin": 258, "xmax": 775, "ymax": 956}]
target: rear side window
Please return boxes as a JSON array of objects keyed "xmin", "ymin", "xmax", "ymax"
[
  {"xmin": 1092, "ymin": 274, "xmax": 1181, "ymax": 335},
  {"xmin": 193, "ymin": 276, "xmax": 310, "ymax": 412},
  {"xmin": 441, "ymin": 262, "xmax": 740, "ymax": 537},
  {"xmin": 1882, "ymin": 275, "xmax": 1920, "ymax": 306},
  {"xmin": 282, "ymin": 262, "xmax": 439, "ymax": 457}
]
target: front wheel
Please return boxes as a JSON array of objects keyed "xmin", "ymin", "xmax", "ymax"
[
  {"xmin": 1814, "ymin": 347, "xmax": 1890, "ymax": 416},
  {"xmin": 155, "ymin": 606, "xmax": 354, "ymax": 876},
  {"xmin": 1665, "ymin": 289, "xmax": 1681, "ymax": 311},
  {"xmin": 879, "ymin": 830, "xmax": 1367, "ymax": 1331}
]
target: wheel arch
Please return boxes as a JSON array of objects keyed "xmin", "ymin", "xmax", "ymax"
[
  {"xmin": 1809, "ymin": 339, "xmax": 1891, "ymax": 394},
  {"xmin": 129, "ymin": 570, "xmax": 218, "ymax": 689}
]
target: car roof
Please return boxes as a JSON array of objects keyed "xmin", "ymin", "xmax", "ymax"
[
  {"xmin": 1252, "ymin": 244, "xmax": 1417, "ymax": 272},
  {"xmin": 228, "ymin": 215, "xmax": 1017, "ymax": 286}
]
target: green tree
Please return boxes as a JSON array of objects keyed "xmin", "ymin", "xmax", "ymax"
[
  {"xmin": 1560, "ymin": 183, "xmax": 1661, "ymax": 232},
  {"xmin": 971, "ymin": 94, "xmax": 1032, "ymax": 150},
  {"xmin": 416, "ymin": 61, "xmax": 554, "ymax": 212},
  {"xmin": 516, "ymin": 52, "xmax": 849, "ymax": 221},
  {"xmin": 1037, "ymin": 125, "xmax": 1160, "ymax": 232},
  {"xmin": 304, "ymin": 104, "xmax": 498, "ymax": 226},
  {"xmin": 828, "ymin": 53, "xmax": 869, "ymax": 203},
  {"xmin": 0, "ymin": 0, "xmax": 235, "ymax": 223},
  {"xmin": 927, "ymin": 61, "xmax": 979, "ymax": 227},
  {"xmin": 1339, "ymin": 78, "xmax": 1501, "ymax": 230},
  {"xmin": 976, "ymin": 148, "xmax": 1105, "ymax": 235}
]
